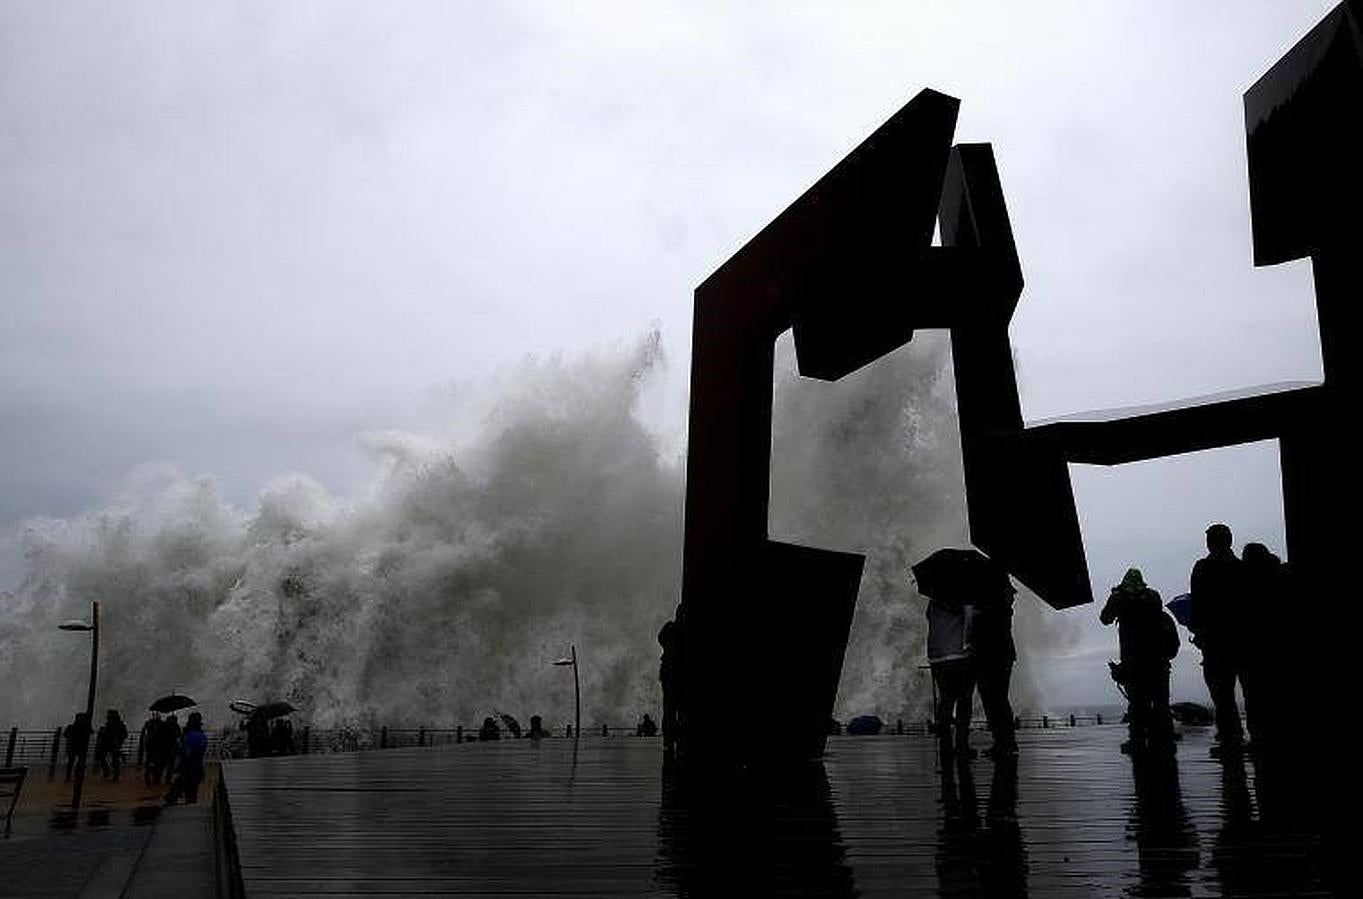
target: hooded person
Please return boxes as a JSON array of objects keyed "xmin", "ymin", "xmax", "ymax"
[{"xmin": 1101, "ymin": 568, "xmax": 1179, "ymax": 756}]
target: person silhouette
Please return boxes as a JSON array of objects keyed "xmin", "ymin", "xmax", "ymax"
[
  {"xmin": 973, "ymin": 578, "xmax": 1018, "ymax": 758},
  {"xmin": 1240, "ymin": 542, "xmax": 1288, "ymax": 755},
  {"xmin": 164, "ymin": 711, "xmax": 207, "ymax": 805},
  {"xmin": 926, "ymin": 595, "xmax": 977, "ymax": 760},
  {"xmin": 63, "ymin": 712, "xmax": 91, "ymax": 782},
  {"xmin": 1100, "ymin": 568, "xmax": 1178, "ymax": 756},
  {"xmin": 658, "ymin": 616, "xmax": 680, "ymax": 755},
  {"xmin": 1189, "ymin": 523, "xmax": 1247, "ymax": 758}
]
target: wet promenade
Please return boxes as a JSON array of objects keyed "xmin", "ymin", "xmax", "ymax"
[{"xmin": 223, "ymin": 726, "xmax": 1328, "ymax": 896}]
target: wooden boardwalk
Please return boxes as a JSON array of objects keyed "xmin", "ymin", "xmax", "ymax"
[{"xmin": 223, "ymin": 726, "xmax": 1329, "ymax": 896}]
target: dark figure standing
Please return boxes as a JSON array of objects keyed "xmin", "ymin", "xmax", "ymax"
[
  {"xmin": 927, "ymin": 597, "xmax": 977, "ymax": 759},
  {"xmin": 244, "ymin": 710, "xmax": 270, "ymax": 758},
  {"xmin": 63, "ymin": 712, "xmax": 91, "ymax": 782},
  {"xmin": 165, "ymin": 712, "xmax": 207, "ymax": 805},
  {"xmin": 1240, "ymin": 542, "xmax": 1287, "ymax": 753},
  {"xmin": 1101, "ymin": 568, "xmax": 1179, "ymax": 756},
  {"xmin": 141, "ymin": 713, "xmax": 163, "ymax": 785},
  {"xmin": 637, "ymin": 713, "xmax": 658, "ymax": 737},
  {"xmin": 1189, "ymin": 523, "xmax": 1249, "ymax": 757},
  {"xmin": 528, "ymin": 715, "xmax": 545, "ymax": 739},
  {"xmin": 658, "ymin": 617, "xmax": 680, "ymax": 755},
  {"xmin": 973, "ymin": 580, "xmax": 1018, "ymax": 758},
  {"xmin": 97, "ymin": 709, "xmax": 128, "ymax": 780},
  {"xmin": 160, "ymin": 713, "xmax": 183, "ymax": 778},
  {"xmin": 270, "ymin": 717, "xmax": 296, "ymax": 755},
  {"xmin": 479, "ymin": 717, "xmax": 501, "ymax": 741}
]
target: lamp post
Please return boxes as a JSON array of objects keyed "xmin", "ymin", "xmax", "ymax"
[
  {"xmin": 553, "ymin": 645, "xmax": 580, "ymax": 740},
  {"xmin": 58, "ymin": 600, "xmax": 99, "ymax": 811}
]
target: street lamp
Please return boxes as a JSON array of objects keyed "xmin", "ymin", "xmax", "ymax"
[
  {"xmin": 58, "ymin": 600, "xmax": 99, "ymax": 811},
  {"xmin": 553, "ymin": 644, "xmax": 580, "ymax": 740}
]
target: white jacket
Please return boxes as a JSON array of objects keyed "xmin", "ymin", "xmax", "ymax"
[{"xmin": 927, "ymin": 600, "xmax": 977, "ymax": 664}]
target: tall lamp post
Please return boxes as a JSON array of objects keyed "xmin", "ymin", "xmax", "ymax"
[
  {"xmin": 553, "ymin": 645, "xmax": 580, "ymax": 740},
  {"xmin": 58, "ymin": 600, "xmax": 99, "ymax": 811}
]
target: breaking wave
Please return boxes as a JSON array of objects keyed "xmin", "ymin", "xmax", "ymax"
[{"xmin": 0, "ymin": 330, "xmax": 1059, "ymax": 730}]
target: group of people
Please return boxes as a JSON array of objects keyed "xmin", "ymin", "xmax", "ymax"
[
  {"xmin": 142, "ymin": 710, "xmax": 210, "ymax": 802},
  {"xmin": 243, "ymin": 712, "xmax": 297, "ymax": 757},
  {"xmin": 924, "ymin": 571, "xmax": 1018, "ymax": 760},
  {"xmin": 1103, "ymin": 522, "xmax": 1286, "ymax": 759},
  {"xmin": 60, "ymin": 708, "xmax": 208, "ymax": 804}
]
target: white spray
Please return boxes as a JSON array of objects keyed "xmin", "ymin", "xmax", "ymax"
[{"xmin": 0, "ymin": 331, "xmax": 1066, "ymax": 729}]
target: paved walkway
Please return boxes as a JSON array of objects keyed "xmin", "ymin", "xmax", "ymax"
[
  {"xmin": 223, "ymin": 726, "xmax": 1329, "ymax": 896},
  {"xmin": 0, "ymin": 793, "xmax": 216, "ymax": 897}
]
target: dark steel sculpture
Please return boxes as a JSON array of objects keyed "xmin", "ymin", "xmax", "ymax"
[
  {"xmin": 676, "ymin": 89, "xmax": 1070, "ymax": 764},
  {"xmin": 676, "ymin": 0, "xmax": 1361, "ymax": 767}
]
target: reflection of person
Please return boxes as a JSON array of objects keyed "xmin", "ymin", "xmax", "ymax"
[
  {"xmin": 973, "ymin": 582, "xmax": 1018, "ymax": 758},
  {"xmin": 1189, "ymin": 523, "xmax": 1247, "ymax": 757},
  {"xmin": 1101, "ymin": 568, "xmax": 1178, "ymax": 756},
  {"xmin": 927, "ymin": 597, "xmax": 977, "ymax": 759},
  {"xmin": 165, "ymin": 711, "xmax": 207, "ymax": 805}
]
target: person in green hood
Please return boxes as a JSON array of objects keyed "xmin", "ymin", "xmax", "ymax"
[{"xmin": 1101, "ymin": 568, "xmax": 1180, "ymax": 756}]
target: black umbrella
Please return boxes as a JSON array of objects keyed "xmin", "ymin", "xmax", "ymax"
[
  {"xmin": 251, "ymin": 701, "xmax": 297, "ymax": 720},
  {"xmin": 1166, "ymin": 593, "xmax": 1193, "ymax": 627},
  {"xmin": 148, "ymin": 693, "xmax": 197, "ymax": 714},
  {"xmin": 911, "ymin": 547, "xmax": 1011, "ymax": 607},
  {"xmin": 498, "ymin": 714, "xmax": 522, "ymax": 738}
]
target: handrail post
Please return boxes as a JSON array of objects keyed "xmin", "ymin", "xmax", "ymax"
[
  {"xmin": 301, "ymin": 726, "xmax": 310, "ymax": 754},
  {"xmin": 418, "ymin": 727, "xmax": 426, "ymax": 747},
  {"xmin": 4, "ymin": 727, "xmax": 16, "ymax": 767},
  {"xmin": 380, "ymin": 726, "xmax": 388, "ymax": 750}
]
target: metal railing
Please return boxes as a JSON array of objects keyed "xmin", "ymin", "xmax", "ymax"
[{"xmin": 2, "ymin": 713, "xmax": 1130, "ymax": 772}]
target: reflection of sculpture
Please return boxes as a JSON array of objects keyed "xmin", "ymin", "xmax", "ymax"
[{"xmin": 677, "ymin": 0, "xmax": 1362, "ymax": 766}]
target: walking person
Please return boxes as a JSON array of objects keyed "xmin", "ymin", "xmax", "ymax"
[
  {"xmin": 164, "ymin": 712, "xmax": 208, "ymax": 805},
  {"xmin": 158, "ymin": 713, "xmax": 183, "ymax": 780},
  {"xmin": 927, "ymin": 594, "xmax": 978, "ymax": 760},
  {"xmin": 973, "ymin": 577, "xmax": 1019, "ymax": 758},
  {"xmin": 98, "ymin": 710, "xmax": 128, "ymax": 780},
  {"xmin": 63, "ymin": 712, "xmax": 91, "ymax": 782},
  {"xmin": 1100, "ymin": 568, "xmax": 1179, "ymax": 756},
  {"xmin": 1188, "ymin": 523, "xmax": 1248, "ymax": 758},
  {"xmin": 141, "ymin": 713, "xmax": 162, "ymax": 785}
]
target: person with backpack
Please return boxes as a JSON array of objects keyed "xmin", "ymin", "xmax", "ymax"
[{"xmin": 1101, "ymin": 568, "xmax": 1179, "ymax": 756}]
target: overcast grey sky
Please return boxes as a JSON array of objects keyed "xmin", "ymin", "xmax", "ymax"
[{"xmin": 1, "ymin": 1, "xmax": 1338, "ymax": 704}]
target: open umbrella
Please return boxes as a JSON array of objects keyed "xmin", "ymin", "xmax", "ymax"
[
  {"xmin": 498, "ymin": 714, "xmax": 522, "ymax": 738},
  {"xmin": 148, "ymin": 693, "xmax": 197, "ymax": 714},
  {"xmin": 251, "ymin": 701, "xmax": 297, "ymax": 720},
  {"xmin": 846, "ymin": 714, "xmax": 884, "ymax": 736},
  {"xmin": 1166, "ymin": 593, "xmax": 1193, "ymax": 627},
  {"xmin": 911, "ymin": 547, "xmax": 1011, "ymax": 607}
]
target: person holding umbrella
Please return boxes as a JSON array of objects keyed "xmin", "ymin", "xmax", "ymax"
[{"xmin": 913, "ymin": 548, "xmax": 989, "ymax": 760}]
